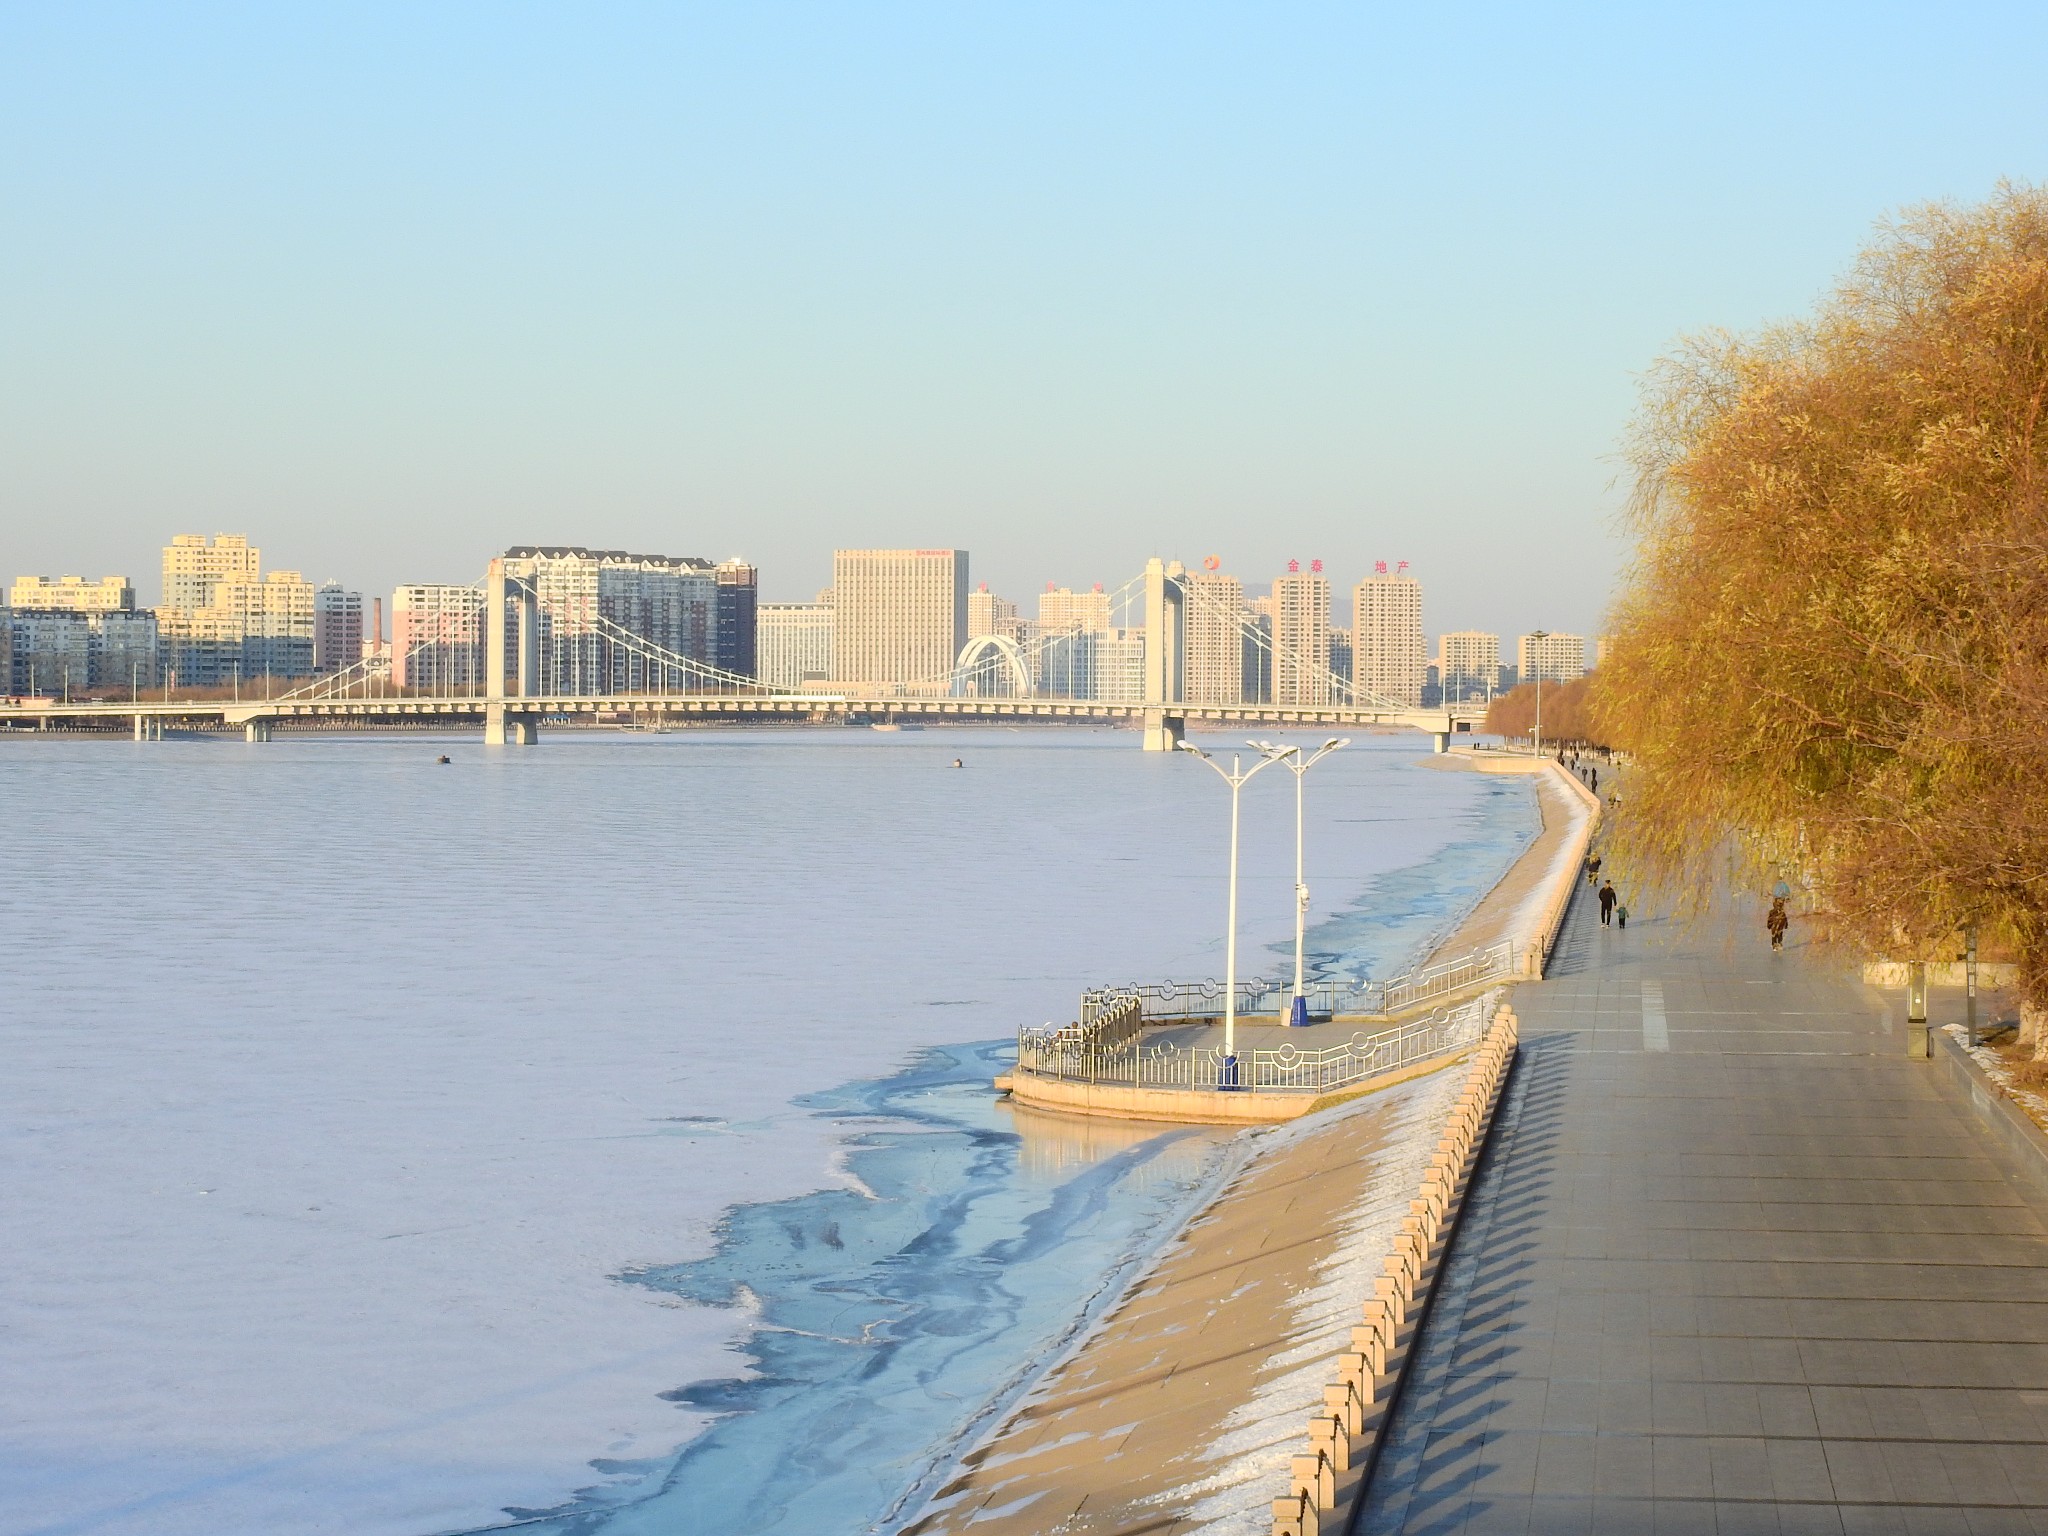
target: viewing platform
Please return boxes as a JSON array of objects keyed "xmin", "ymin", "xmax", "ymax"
[{"xmin": 997, "ymin": 752, "xmax": 1599, "ymax": 1124}]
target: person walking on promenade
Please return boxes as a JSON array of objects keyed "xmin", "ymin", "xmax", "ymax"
[
  {"xmin": 1599, "ymin": 880, "xmax": 1618, "ymax": 926},
  {"xmin": 1587, "ymin": 852, "xmax": 1603, "ymax": 886},
  {"xmin": 1767, "ymin": 896, "xmax": 1790, "ymax": 951},
  {"xmin": 1590, "ymin": 765, "xmax": 1599, "ymax": 792}
]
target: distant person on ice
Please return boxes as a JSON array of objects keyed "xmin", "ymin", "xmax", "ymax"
[
  {"xmin": 1598, "ymin": 880, "xmax": 1617, "ymax": 926},
  {"xmin": 1767, "ymin": 897, "xmax": 1790, "ymax": 951}
]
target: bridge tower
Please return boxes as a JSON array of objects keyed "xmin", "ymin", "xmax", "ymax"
[
  {"xmin": 1142, "ymin": 557, "xmax": 1187, "ymax": 751},
  {"xmin": 484, "ymin": 558, "xmax": 541, "ymax": 746}
]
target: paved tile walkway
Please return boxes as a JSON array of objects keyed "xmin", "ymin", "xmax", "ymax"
[{"xmin": 1357, "ymin": 887, "xmax": 2048, "ymax": 1535}]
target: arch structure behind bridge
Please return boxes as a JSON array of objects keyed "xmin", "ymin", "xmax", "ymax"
[{"xmin": 952, "ymin": 634, "xmax": 1034, "ymax": 698}]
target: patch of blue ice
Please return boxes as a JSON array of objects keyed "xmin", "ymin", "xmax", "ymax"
[{"xmin": 463, "ymin": 1041, "xmax": 1239, "ymax": 1536}]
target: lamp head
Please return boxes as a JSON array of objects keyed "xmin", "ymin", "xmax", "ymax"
[{"xmin": 1177, "ymin": 740, "xmax": 1210, "ymax": 760}]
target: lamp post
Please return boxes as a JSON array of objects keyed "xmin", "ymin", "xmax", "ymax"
[
  {"xmin": 1179, "ymin": 739, "xmax": 1287, "ymax": 1088},
  {"xmin": 1528, "ymin": 630, "xmax": 1549, "ymax": 757},
  {"xmin": 1254, "ymin": 737, "xmax": 1350, "ymax": 1026}
]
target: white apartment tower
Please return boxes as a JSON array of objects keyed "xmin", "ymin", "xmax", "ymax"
[
  {"xmin": 1181, "ymin": 571, "xmax": 1247, "ymax": 705},
  {"xmin": 1518, "ymin": 631, "xmax": 1588, "ymax": 684},
  {"xmin": 156, "ymin": 534, "xmax": 315, "ymax": 683},
  {"xmin": 1037, "ymin": 585, "xmax": 1114, "ymax": 634},
  {"xmin": 1437, "ymin": 630, "xmax": 1500, "ymax": 704},
  {"xmin": 1269, "ymin": 567, "xmax": 1333, "ymax": 706},
  {"xmin": 1354, "ymin": 567, "xmax": 1425, "ymax": 707},
  {"xmin": 831, "ymin": 548, "xmax": 968, "ymax": 693},
  {"xmin": 162, "ymin": 534, "xmax": 260, "ymax": 609},
  {"xmin": 966, "ymin": 586, "xmax": 1020, "ymax": 640},
  {"xmin": 757, "ymin": 603, "xmax": 833, "ymax": 689}
]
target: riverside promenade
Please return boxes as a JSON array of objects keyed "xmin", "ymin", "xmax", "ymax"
[{"xmin": 1359, "ymin": 889, "xmax": 2048, "ymax": 1533}]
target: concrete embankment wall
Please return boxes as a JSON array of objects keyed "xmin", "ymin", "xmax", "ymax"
[
  {"xmin": 1456, "ymin": 753, "xmax": 1600, "ymax": 977},
  {"xmin": 994, "ymin": 1045, "xmax": 1462, "ymax": 1124}
]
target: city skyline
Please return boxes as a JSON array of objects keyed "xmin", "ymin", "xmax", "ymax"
[
  {"xmin": 13, "ymin": 8, "xmax": 2041, "ymax": 644},
  {"xmin": 3, "ymin": 532, "xmax": 1589, "ymax": 657},
  {"xmin": 4, "ymin": 527, "xmax": 1588, "ymax": 702}
]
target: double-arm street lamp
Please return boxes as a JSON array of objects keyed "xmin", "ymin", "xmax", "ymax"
[
  {"xmin": 1254, "ymin": 737, "xmax": 1350, "ymax": 1027},
  {"xmin": 1178, "ymin": 739, "xmax": 1288, "ymax": 1088},
  {"xmin": 1528, "ymin": 629, "xmax": 1549, "ymax": 757}
]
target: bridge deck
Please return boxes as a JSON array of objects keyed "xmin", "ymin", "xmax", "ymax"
[
  {"xmin": 3, "ymin": 693, "xmax": 1479, "ymax": 731},
  {"xmin": 1358, "ymin": 887, "xmax": 2048, "ymax": 1534}
]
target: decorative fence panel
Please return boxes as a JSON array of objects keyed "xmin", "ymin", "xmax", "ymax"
[
  {"xmin": 1077, "ymin": 940, "xmax": 1514, "ymax": 1026},
  {"xmin": 1017, "ymin": 996, "xmax": 1491, "ymax": 1097}
]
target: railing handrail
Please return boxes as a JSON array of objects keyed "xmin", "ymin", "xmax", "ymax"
[
  {"xmin": 1017, "ymin": 995, "xmax": 1494, "ymax": 1096},
  {"xmin": 1078, "ymin": 939, "xmax": 1514, "ymax": 1024}
]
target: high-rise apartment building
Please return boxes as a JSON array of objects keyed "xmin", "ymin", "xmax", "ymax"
[
  {"xmin": 314, "ymin": 584, "xmax": 366, "ymax": 673},
  {"xmin": 162, "ymin": 535, "xmax": 260, "ymax": 609},
  {"xmin": 1182, "ymin": 572, "xmax": 1246, "ymax": 705},
  {"xmin": 1329, "ymin": 627, "xmax": 1353, "ymax": 685},
  {"xmin": 214, "ymin": 572, "xmax": 316, "ymax": 679},
  {"xmin": 1517, "ymin": 631, "xmax": 1587, "ymax": 684},
  {"xmin": 391, "ymin": 584, "xmax": 486, "ymax": 691},
  {"xmin": 756, "ymin": 603, "xmax": 833, "ymax": 689},
  {"xmin": 9, "ymin": 575, "xmax": 134, "ymax": 612},
  {"xmin": 1437, "ymin": 630, "xmax": 1500, "ymax": 704},
  {"xmin": 967, "ymin": 586, "xmax": 1020, "ymax": 640},
  {"xmin": 1037, "ymin": 585, "xmax": 1113, "ymax": 635},
  {"xmin": 4, "ymin": 574, "xmax": 157, "ymax": 690},
  {"xmin": 830, "ymin": 549, "xmax": 968, "ymax": 693},
  {"xmin": 1270, "ymin": 568, "xmax": 1333, "ymax": 706},
  {"xmin": 714, "ymin": 560, "xmax": 758, "ymax": 680},
  {"xmin": 1354, "ymin": 568, "xmax": 1425, "ymax": 707},
  {"xmin": 7, "ymin": 611, "xmax": 91, "ymax": 694},
  {"xmin": 1091, "ymin": 629, "xmax": 1147, "ymax": 703},
  {"xmin": 155, "ymin": 535, "xmax": 314, "ymax": 684},
  {"xmin": 503, "ymin": 546, "xmax": 725, "ymax": 693},
  {"xmin": 1244, "ymin": 598, "xmax": 1275, "ymax": 704},
  {"xmin": 1595, "ymin": 634, "xmax": 1612, "ymax": 670}
]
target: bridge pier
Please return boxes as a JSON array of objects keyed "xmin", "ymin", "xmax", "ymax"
[
  {"xmin": 244, "ymin": 719, "xmax": 272, "ymax": 743},
  {"xmin": 484, "ymin": 704, "xmax": 539, "ymax": 746},
  {"xmin": 1432, "ymin": 731, "xmax": 1449, "ymax": 753},
  {"xmin": 484, "ymin": 559, "xmax": 540, "ymax": 745},
  {"xmin": 1141, "ymin": 557, "xmax": 1187, "ymax": 752},
  {"xmin": 1143, "ymin": 709, "xmax": 1186, "ymax": 752}
]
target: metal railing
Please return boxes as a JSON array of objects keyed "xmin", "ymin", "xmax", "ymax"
[
  {"xmin": 1077, "ymin": 939, "xmax": 1514, "ymax": 1025},
  {"xmin": 1016, "ymin": 996, "xmax": 1492, "ymax": 1095}
]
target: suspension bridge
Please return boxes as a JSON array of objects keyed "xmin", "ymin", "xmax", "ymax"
[{"xmin": 6, "ymin": 557, "xmax": 1484, "ymax": 749}]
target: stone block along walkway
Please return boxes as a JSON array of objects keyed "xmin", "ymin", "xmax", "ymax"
[{"xmin": 1357, "ymin": 888, "xmax": 2048, "ymax": 1534}]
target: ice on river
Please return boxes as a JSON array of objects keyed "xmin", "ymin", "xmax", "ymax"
[{"xmin": 0, "ymin": 729, "xmax": 1534, "ymax": 1536}]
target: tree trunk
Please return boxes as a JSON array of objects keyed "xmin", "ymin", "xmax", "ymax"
[{"xmin": 2027, "ymin": 1001, "xmax": 2048, "ymax": 1061}]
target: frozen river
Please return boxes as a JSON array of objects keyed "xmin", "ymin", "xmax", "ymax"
[{"xmin": 0, "ymin": 727, "xmax": 1535, "ymax": 1536}]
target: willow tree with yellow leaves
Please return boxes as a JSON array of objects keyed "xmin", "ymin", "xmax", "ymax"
[{"xmin": 1599, "ymin": 185, "xmax": 2048, "ymax": 1039}]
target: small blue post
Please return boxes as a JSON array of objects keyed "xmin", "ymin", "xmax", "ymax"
[
  {"xmin": 1220, "ymin": 1053, "xmax": 1240, "ymax": 1090},
  {"xmin": 1289, "ymin": 994, "xmax": 1310, "ymax": 1028}
]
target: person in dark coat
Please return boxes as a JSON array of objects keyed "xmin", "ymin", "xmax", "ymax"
[
  {"xmin": 1767, "ymin": 897, "xmax": 1789, "ymax": 951},
  {"xmin": 1598, "ymin": 880, "xmax": 1618, "ymax": 926}
]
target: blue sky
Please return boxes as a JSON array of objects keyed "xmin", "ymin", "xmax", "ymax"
[{"xmin": 4, "ymin": 3, "xmax": 2046, "ymax": 636}]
